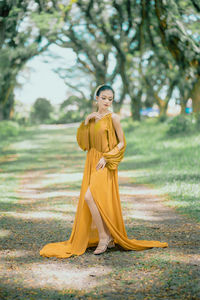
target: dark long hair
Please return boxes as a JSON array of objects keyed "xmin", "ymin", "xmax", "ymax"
[{"xmin": 95, "ymin": 84, "xmax": 115, "ymax": 98}]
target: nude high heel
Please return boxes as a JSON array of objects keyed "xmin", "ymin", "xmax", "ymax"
[
  {"xmin": 93, "ymin": 237, "xmax": 115, "ymax": 255},
  {"xmin": 107, "ymin": 239, "xmax": 115, "ymax": 248}
]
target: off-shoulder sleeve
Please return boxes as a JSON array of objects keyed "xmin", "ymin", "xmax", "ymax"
[
  {"xmin": 76, "ymin": 120, "xmax": 90, "ymax": 151},
  {"xmin": 102, "ymin": 117, "xmax": 127, "ymax": 170}
]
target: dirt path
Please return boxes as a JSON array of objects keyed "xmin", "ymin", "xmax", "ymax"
[{"xmin": 0, "ymin": 125, "xmax": 199, "ymax": 300}]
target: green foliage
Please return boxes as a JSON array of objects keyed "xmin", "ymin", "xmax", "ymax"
[
  {"xmin": 30, "ymin": 98, "xmax": 53, "ymax": 124},
  {"xmin": 0, "ymin": 0, "xmax": 60, "ymax": 120},
  {"xmin": 166, "ymin": 114, "xmax": 195, "ymax": 135},
  {"xmin": 1, "ymin": 0, "xmax": 200, "ymax": 121},
  {"xmin": 57, "ymin": 111, "xmax": 83, "ymax": 123},
  {"xmin": 194, "ymin": 112, "xmax": 200, "ymax": 129},
  {"xmin": 31, "ymin": 10, "xmax": 63, "ymax": 40},
  {"xmin": 0, "ymin": 121, "xmax": 20, "ymax": 138},
  {"xmin": 58, "ymin": 96, "xmax": 91, "ymax": 123}
]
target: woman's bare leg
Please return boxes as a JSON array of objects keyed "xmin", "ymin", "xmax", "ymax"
[{"xmin": 85, "ymin": 187, "xmax": 112, "ymax": 240}]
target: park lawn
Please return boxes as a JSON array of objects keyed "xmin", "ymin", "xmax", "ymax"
[
  {"xmin": 0, "ymin": 117, "xmax": 199, "ymax": 222},
  {"xmin": 121, "ymin": 117, "xmax": 200, "ymax": 223},
  {"xmin": 0, "ymin": 119, "xmax": 199, "ymax": 300}
]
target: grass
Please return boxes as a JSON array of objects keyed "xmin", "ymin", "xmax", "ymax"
[
  {"xmin": 0, "ymin": 118, "xmax": 199, "ymax": 300},
  {"xmin": 121, "ymin": 117, "xmax": 200, "ymax": 223}
]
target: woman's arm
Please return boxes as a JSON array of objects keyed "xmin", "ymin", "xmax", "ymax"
[
  {"xmin": 76, "ymin": 121, "xmax": 90, "ymax": 151},
  {"xmin": 111, "ymin": 113, "xmax": 124, "ymax": 150},
  {"xmin": 101, "ymin": 113, "xmax": 126, "ymax": 170}
]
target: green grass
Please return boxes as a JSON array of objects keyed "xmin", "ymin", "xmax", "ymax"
[
  {"xmin": 121, "ymin": 117, "xmax": 200, "ymax": 223},
  {"xmin": 0, "ymin": 119, "xmax": 199, "ymax": 300},
  {"xmin": 0, "ymin": 117, "xmax": 199, "ymax": 223}
]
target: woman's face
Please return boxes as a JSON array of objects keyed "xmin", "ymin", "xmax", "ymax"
[{"xmin": 96, "ymin": 89, "xmax": 114, "ymax": 110}]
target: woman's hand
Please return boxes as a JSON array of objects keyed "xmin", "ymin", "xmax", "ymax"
[
  {"xmin": 84, "ymin": 112, "xmax": 101, "ymax": 125},
  {"xmin": 96, "ymin": 157, "xmax": 107, "ymax": 171}
]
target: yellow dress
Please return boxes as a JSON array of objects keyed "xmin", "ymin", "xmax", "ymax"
[{"xmin": 39, "ymin": 112, "xmax": 168, "ymax": 258}]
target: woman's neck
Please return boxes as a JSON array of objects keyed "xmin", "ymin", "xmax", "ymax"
[{"xmin": 97, "ymin": 109, "xmax": 110, "ymax": 115}]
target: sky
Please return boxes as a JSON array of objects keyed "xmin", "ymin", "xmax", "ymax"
[
  {"xmin": 14, "ymin": 44, "xmax": 77, "ymax": 108},
  {"xmin": 14, "ymin": 42, "xmax": 178, "ymax": 114}
]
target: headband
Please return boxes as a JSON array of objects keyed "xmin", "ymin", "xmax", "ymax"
[{"xmin": 94, "ymin": 84, "xmax": 105, "ymax": 99}]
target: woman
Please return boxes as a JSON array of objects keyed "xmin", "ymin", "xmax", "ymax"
[{"xmin": 39, "ymin": 84, "xmax": 168, "ymax": 258}]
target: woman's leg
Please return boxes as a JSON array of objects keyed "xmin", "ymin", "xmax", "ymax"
[{"xmin": 85, "ymin": 186, "xmax": 112, "ymax": 240}]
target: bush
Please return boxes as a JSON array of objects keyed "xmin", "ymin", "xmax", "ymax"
[
  {"xmin": 0, "ymin": 121, "xmax": 20, "ymax": 138},
  {"xmin": 158, "ymin": 114, "xmax": 168, "ymax": 123},
  {"xmin": 166, "ymin": 114, "xmax": 194, "ymax": 136}
]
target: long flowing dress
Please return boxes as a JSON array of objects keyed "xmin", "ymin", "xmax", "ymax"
[{"xmin": 39, "ymin": 112, "xmax": 168, "ymax": 258}]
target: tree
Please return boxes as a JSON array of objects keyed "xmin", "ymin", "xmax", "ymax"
[
  {"xmin": 31, "ymin": 98, "xmax": 53, "ymax": 123},
  {"xmin": 59, "ymin": 95, "xmax": 91, "ymax": 123},
  {"xmin": 154, "ymin": 0, "xmax": 200, "ymax": 112},
  {"xmin": 0, "ymin": 0, "xmax": 70, "ymax": 120},
  {"xmin": 2, "ymin": 0, "xmax": 199, "ymax": 122},
  {"xmin": 75, "ymin": 0, "xmax": 144, "ymax": 120},
  {"xmin": 50, "ymin": 2, "xmax": 119, "ymax": 111}
]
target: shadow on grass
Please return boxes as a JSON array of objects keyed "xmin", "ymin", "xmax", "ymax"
[
  {"xmin": 0, "ymin": 121, "xmax": 199, "ymax": 299},
  {"xmin": 0, "ymin": 244, "xmax": 199, "ymax": 300},
  {"xmin": 0, "ymin": 262, "xmax": 198, "ymax": 300},
  {"xmin": 0, "ymin": 211, "xmax": 199, "ymax": 299},
  {"xmin": 121, "ymin": 158, "xmax": 162, "ymax": 170}
]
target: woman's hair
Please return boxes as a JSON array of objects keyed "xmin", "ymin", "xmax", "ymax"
[{"xmin": 95, "ymin": 84, "xmax": 115, "ymax": 99}]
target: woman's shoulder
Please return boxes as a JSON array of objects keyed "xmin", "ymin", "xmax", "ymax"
[{"xmin": 110, "ymin": 112, "xmax": 121, "ymax": 123}]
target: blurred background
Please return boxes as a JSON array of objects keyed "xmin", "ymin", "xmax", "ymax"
[
  {"xmin": 0, "ymin": 0, "xmax": 199, "ymax": 134},
  {"xmin": 0, "ymin": 2, "xmax": 200, "ymax": 298}
]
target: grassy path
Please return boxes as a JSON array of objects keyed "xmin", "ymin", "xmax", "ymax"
[{"xmin": 0, "ymin": 123, "xmax": 199, "ymax": 300}]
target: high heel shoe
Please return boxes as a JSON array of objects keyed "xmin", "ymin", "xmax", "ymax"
[
  {"xmin": 93, "ymin": 237, "xmax": 115, "ymax": 255},
  {"xmin": 107, "ymin": 239, "xmax": 115, "ymax": 248}
]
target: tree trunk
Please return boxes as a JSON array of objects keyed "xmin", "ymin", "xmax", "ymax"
[
  {"xmin": 0, "ymin": 103, "xmax": 4, "ymax": 121},
  {"xmin": 3, "ymin": 93, "xmax": 15, "ymax": 119},
  {"xmin": 130, "ymin": 93, "xmax": 141, "ymax": 121},
  {"xmin": 0, "ymin": 84, "xmax": 15, "ymax": 120},
  {"xmin": 191, "ymin": 76, "xmax": 200, "ymax": 112},
  {"xmin": 113, "ymin": 101, "xmax": 123, "ymax": 113},
  {"xmin": 159, "ymin": 102, "xmax": 168, "ymax": 118},
  {"xmin": 92, "ymin": 100, "xmax": 97, "ymax": 112},
  {"xmin": 153, "ymin": 93, "xmax": 167, "ymax": 118},
  {"xmin": 180, "ymin": 100, "xmax": 186, "ymax": 114}
]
